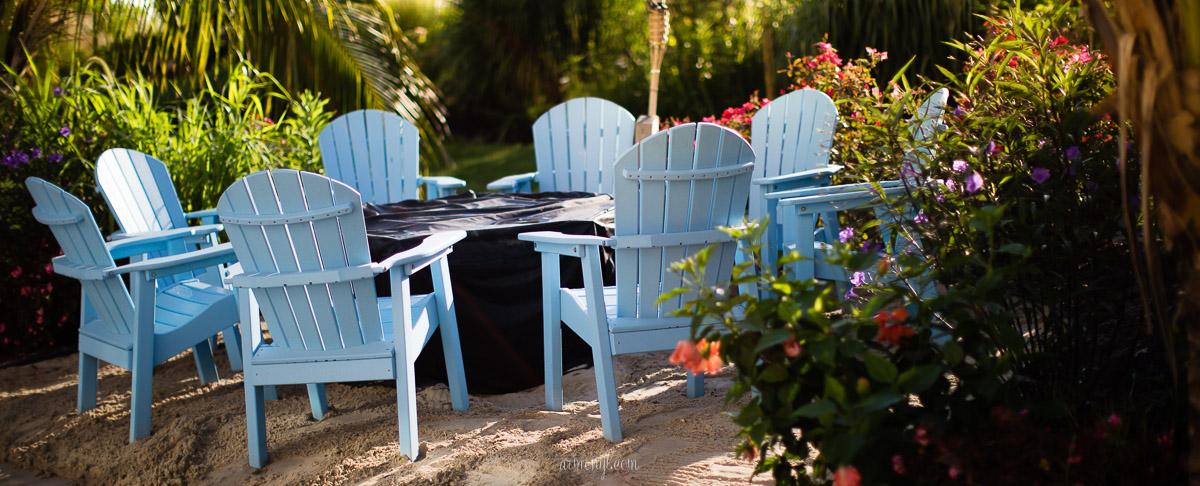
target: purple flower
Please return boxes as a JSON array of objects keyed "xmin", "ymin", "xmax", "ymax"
[
  {"xmin": 964, "ymin": 172, "xmax": 984, "ymax": 194},
  {"xmin": 914, "ymin": 211, "xmax": 929, "ymax": 224},
  {"xmin": 46, "ymin": 152, "xmax": 63, "ymax": 163},
  {"xmin": 1065, "ymin": 145, "xmax": 1080, "ymax": 161},
  {"xmin": 1085, "ymin": 180, "xmax": 1099, "ymax": 192},
  {"xmin": 850, "ymin": 271, "xmax": 867, "ymax": 286},
  {"xmin": 60, "ymin": 126, "xmax": 70, "ymax": 137},
  {"xmin": 53, "ymin": 87, "xmax": 62, "ymax": 96},
  {"xmin": 952, "ymin": 159, "xmax": 969, "ymax": 173},
  {"xmin": 953, "ymin": 105, "xmax": 965, "ymax": 117},
  {"xmin": 985, "ymin": 141, "xmax": 996, "ymax": 155},
  {"xmin": 938, "ymin": 178, "xmax": 957, "ymax": 192},
  {"xmin": 16, "ymin": 153, "xmax": 28, "ymax": 164},
  {"xmin": 839, "ymin": 227, "xmax": 856, "ymax": 243},
  {"xmin": 844, "ymin": 287, "xmax": 859, "ymax": 300},
  {"xmin": 1, "ymin": 155, "xmax": 14, "ymax": 167},
  {"xmin": 1031, "ymin": 167, "xmax": 1050, "ymax": 184},
  {"xmin": 30, "ymin": 148, "xmax": 41, "ymax": 158}
]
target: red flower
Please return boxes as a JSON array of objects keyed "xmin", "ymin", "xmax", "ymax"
[
  {"xmin": 1051, "ymin": 35, "xmax": 1069, "ymax": 48},
  {"xmin": 670, "ymin": 339, "xmax": 723, "ymax": 375},
  {"xmin": 914, "ymin": 425, "xmax": 930, "ymax": 446},
  {"xmin": 892, "ymin": 454, "xmax": 906, "ymax": 474},
  {"xmin": 873, "ymin": 310, "xmax": 892, "ymax": 325},
  {"xmin": 877, "ymin": 323, "xmax": 916, "ymax": 346},
  {"xmin": 833, "ymin": 465, "xmax": 861, "ymax": 486},
  {"xmin": 890, "ymin": 307, "xmax": 909, "ymax": 323},
  {"xmin": 783, "ymin": 336, "xmax": 803, "ymax": 358}
]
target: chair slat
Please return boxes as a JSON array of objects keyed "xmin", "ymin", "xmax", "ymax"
[
  {"xmin": 565, "ymin": 98, "xmax": 587, "ymax": 191},
  {"xmin": 532, "ymin": 115, "xmax": 554, "ymax": 191},
  {"xmin": 549, "ymin": 106, "xmax": 571, "ymax": 191},
  {"xmin": 584, "ymin": 98, "xmax": 604, "ymax": 192},
  {"xmin": 633, "ymin": 125, "xmax": 671, "ymax": 317},
  {"xmin": 366, "ymin": 110, "xmax": 391, "ymax": 204},
  {"xmin": 299, "ymin": 174, "xmax": 373, "ymax": 346},
  {"xmin": 657, "ymin": 124, "xmax": 699, "ymax": 315}
]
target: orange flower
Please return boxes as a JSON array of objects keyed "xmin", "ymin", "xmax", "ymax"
[
  {"xmin": 873, "ymin": 310, "xmax": 892, "ymax": 325},
  {"xmin": 890, "ymin": 307, "xmax": 909, "ymax": 323},
  {"xmin": 833, "ymin": 465, "xmax": 861, "ymax": 486},
  {"xmin": 783, "ymin": 336, "xmax": 804, "ymax": 358},
  {"xmin": 877, "ymin": 323, "xmax": 916, "ymax": 346},
  {"xmin": 670, "ymin": 339, "xmax": 724, "ymax": 375}
]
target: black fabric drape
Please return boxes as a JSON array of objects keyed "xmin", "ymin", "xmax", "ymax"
[{"xmin": 365, "ymin": 191, "xmax": 615, "ymax": 393}]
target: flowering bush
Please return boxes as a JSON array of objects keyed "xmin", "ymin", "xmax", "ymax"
[
  {"xmin": 0, "ymin": 61, "xmax": 332, "ymax": 362},
  {"xmin": 666, "ymin": 3, "xmax": 1180, "ymax": 484}
]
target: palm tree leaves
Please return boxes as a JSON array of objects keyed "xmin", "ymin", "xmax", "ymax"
[{"xmin": 85, "ymin": 0, "xmax": 452, "ymax": 168}]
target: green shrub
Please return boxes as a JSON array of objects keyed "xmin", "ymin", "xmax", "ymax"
[
  {"xmin": 667, "ymin": 3, "xmax": 1180, "ymax": 484},
  {"xmin": 0, "ymin": 60, "xmax": 331, "ymax": 361}
]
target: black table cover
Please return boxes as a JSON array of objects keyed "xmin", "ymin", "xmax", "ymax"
[{"xmin": 364, "ymin": 191, "xmax": 615, "ymax": 394}]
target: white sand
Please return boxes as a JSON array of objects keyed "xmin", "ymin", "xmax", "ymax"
[{"xmin": 0, "ymin": 345, "xmax": 770, "ymax": 485}]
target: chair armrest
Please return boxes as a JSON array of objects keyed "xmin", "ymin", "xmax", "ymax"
[
  {"xmin": 105, "ymin": 224, "xmax": 225, "ymax": 260},
  {"xmin": 518, "ymin": 231, "xmax": 610, "ymax": 257},
  {"xmin": 227, "ymin": 263, "xmax": 379, "ymax": 288},
  {"xmin": 114, "ymin": 242, "xmax": 239, "ymax": 280},
  {"xmin": 763, "ymin": 180, "xmax": 902, "ymax": 201},
  {"xmin": 186, "ymin": 208, "xmax": 220, "ymax": 225},
  {"xmin": 376, "ymin": 231, "xmax": 467, "ymax": 274},
  {"xmin": 486, "ymin": 172, "xmax": 538, "ymax": 193},
  {"xmin": 752, "ymin": 166, "xmax": 843, "ymax": 187},
  {"xmin": 778, "ymin": 186, "xmax": 906, "ymax": 215},
  {"xmin": 421, "ymin": 176, "xmax": 467, "ymax": 199}
]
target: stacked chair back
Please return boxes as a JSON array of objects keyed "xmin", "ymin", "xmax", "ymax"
[
  {"xmin": 94, "ymin": 149, "xmax": 241, "ymax": 368},
  {"xmin": 487, "ymin": 97, "xmax": 635, "ymax": 193},
  {"xmin": 319, "ymin": 109, "xmax": 464, "ymax": 203},
  {"xmin": 519, "ymin": 122, "xmax": 754, "ymax": 442},
  {"xmin": 746, "ymin": 88, "xmax": 839, "ymax": 272},
  {"xmin": 218, "ymin": 169, "xmax": 469, "ymax": 467},
  {"xmin": 27, "ymin": 177, "xmax": 239, "ymax": 443}
]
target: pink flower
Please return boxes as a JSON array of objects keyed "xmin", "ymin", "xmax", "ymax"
[
  {"xmin": 833, "ymin": 465, "xmax": 861, "ymax": 486},
  {"xmin": 1051, "ymin": 36, "xmax": 1069, "ymax": 48},
  {"xmin": 964, "ymin": 172, "xmax": 984, "ymax": 194},
  {"xmin": 914, "ymin": 426, "xmax": 930, "ymax": 446},
  {"xmin": 1031, "ymin": 167, "xmax": 1051, "ymax": 185},
  {"xmin": 952, "ymin": 159, "xmax": 969, "ymax": 173},
  {"xmin": 783, "ymin": 337, "xmax": 803, "ymax": 358},
  {"xmin": 892, "ymin": 454, "xmax": 906, "ymax": 474},
  {"xmin": 949, "ymin": 465, "xmax": 961, "ymax": 479},
  {"xmin": 1108, "ymin": 413, "xmax": 1121, "ymax": 428},
  {"xmin": 10, "ymin": 267, "xmax": 21, "ymax": 278}
]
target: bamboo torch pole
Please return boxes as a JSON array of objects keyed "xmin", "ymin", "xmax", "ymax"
[{"xmin": 635, "ymin": 1, "xmax": 669, "ymax": 142}]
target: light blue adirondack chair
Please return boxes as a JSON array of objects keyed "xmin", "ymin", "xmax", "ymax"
[
  {"xmin": 94, "ymin": 148, "xmax": 242, "ymax": 370},
  {"xmin": 519, "ymin": 123, "xmax": 754, "ymax": 442},
  {"xmin": 217, "ymin": 169, "xmax": 469, "ymax": 468},
  {"xmin": 763, "ymin": 88, "xmax": 950, "ymax": 247},
  {"xmin": 319, "ymin": 109, "xmax": 466, "ymax": 202},
  {"xmin": 487, "ymin": 97, "xmax": 635, "ymax": 194},
  {"xmin": 747, "ymin": 88, "xmax": 840, "ymax": 273},
  {"xmin": 772, "ymin": 88, "xmax": 950, "ymax": 295},
  {"xmin": 27, "ymin": 177, "xmax": 240, "ymax": 443}
]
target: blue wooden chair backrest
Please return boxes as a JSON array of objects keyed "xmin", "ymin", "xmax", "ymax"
[
  {"xmin": 748, "ymin": 88, "xmax": 837, "ymax": 221},
  {"xmin": 95, "ymin": 148, "xmax": 189, "ymax": 234},
  {"xmin": 319, "ymin": 109, "xmax": 422, "ymax": 204},
  {"xmin": 218, "ymin": 170, "xmax": 385, "ymax": 350},
  {"xmin": 610, "ymin": 123, "xmax": 754, "ymax": 318},
  {"xmin": 534, "ymin": 97, "xmax": 635, "ymax": 194},
  {"xmin": 26, "ymin": 178, "xmax": 135, "ymax": 336}
]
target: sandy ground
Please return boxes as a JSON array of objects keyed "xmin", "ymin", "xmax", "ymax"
[{"xmin": 0, "ymin": 343, "xmax": 770, "ymax": 485}]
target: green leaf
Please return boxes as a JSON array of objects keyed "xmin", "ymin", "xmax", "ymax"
[
  {"xmin": 898, "ymin": 364, "xmax": 942, "ymax": 393},
  {"xmin": 822, "ymin": 433, "xmax": 866, "ymax": 465},
  {"xmin": 863, "ymin": 352, "xmax": 899, "ymax": 383},
  {"xmin": 808, "ymin": 337, "xmax": 837, "ymax": 366},
  {"xmin": 941, "ymin": 340, "xmax": 964, "ymax": 366},
  {"xmin": 853, "ymin": 390, "xmax": 903, "ymax": 413},
  {"xmin": 794, "ymin": 399, "xmax": 837, "ymax": 418},
  {"xmin": 754, "ymin": 329, "xmax": 794, "ymax": 354},
  {"xmin": 760, "ymin": 363, "xmax": 789, "ymax": 383},
  {"xmin": 824, "ymin": 375, "xmax": 847, "ymax": 405}
]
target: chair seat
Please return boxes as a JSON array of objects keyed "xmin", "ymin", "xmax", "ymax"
[
  {"xmin": 78, "ymin": 279, "xmax": 237, "ymax": 366},
  {"xmin": 560, "ymin": 286, "xmax": 693, "ymax": 355}
]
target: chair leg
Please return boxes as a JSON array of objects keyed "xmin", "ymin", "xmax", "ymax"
[
  {"xmin": 395, "ymin": 355, "xmax": 420, "ymax": 460},
  {"xmin": 129, "ymin": 345, "xmax": 154, "ymax": 442},
  {"xmin": 222, "ymin": 325, "xmax": 243, "ymax": 371},
  {"xmin": 264, "ymin": 385, "xmax": 279, "ymax": 401},
  {"xmin": 592, "ymin": 347, "xmax": 622, "ymax": 443},
  {"xmin": 246, "ymin": 383, "xmax": 268, "ymax": 468},
  {"xmin": 77, "ymin": 353, "xmax": 98, "ymax": 414},
  {"xmin": 431, "ymin": 259, "xmax": 469, "ymax": 412},
  {"xmin": 307, "ymin": 384, "xmax": 328, "ymax": 420},
  {"xmin": 686, "ymin": 371, "xmax": 705, "ymax": 398},
  {"xmin": 192, "ymin": 339, "xmax": 219, "ymax": 386},
  {"xmin": 539, "ymin": 253, "xmax": 563, "ymax": 411}
]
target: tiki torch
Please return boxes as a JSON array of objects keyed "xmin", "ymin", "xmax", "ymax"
[{"xmin": 635, "ymin": 1, "xmax": 669, "ymax": 142}]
